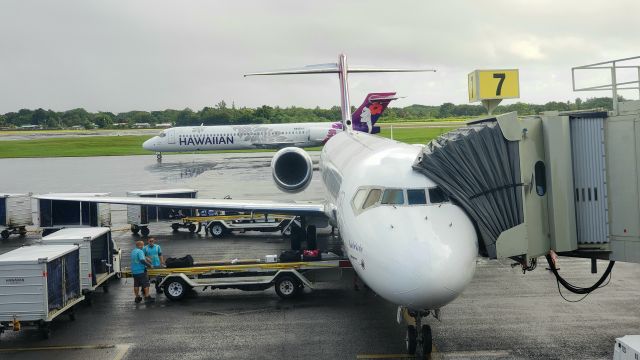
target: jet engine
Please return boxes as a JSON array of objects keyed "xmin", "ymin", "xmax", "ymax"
[{"xmin": 271, "ymin": 147, "xmax": 313, "ymax": 193}]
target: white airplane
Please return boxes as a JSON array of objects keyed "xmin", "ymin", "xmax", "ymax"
[
  {"xmin": 142, "ymin": 92, "xmax": 397, "ymax": 161},
  {"xmin": 37, "ymin": 54, "xmax": 477, "ymax": 358}
]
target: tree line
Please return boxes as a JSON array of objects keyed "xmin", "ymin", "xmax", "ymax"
[{"xmin": 0, "ymin": 97, "xmax": 619, "ymax": 130}]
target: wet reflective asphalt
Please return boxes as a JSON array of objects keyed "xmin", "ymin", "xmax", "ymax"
[{"xmin": 0, "ymin": 153, "xmax": 639, "ymax": 359}]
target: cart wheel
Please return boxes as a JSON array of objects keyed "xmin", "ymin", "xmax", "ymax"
[
  {"xmin": 188, "ymin": 224, "xmax": 197, "ymax": 233},
  {"xmin": 274, "ymin": 274, "xmax": 302, "ymax": 299},
  {"xmin": 0, "ymin": 230, "xmax": 9, "ymax": 240},
  {"xmin": 19, "ymin": 227, "xmax": 27, "ymax": 236},
  {"xmin": 39, "ymin": 322, "xmax": 51, "ymax": 339},
  {"xmin": 140, "ymin": 227, "xmax": 150, "ymax": 237},
  {"xmin": 171, "ymin": 223, "xmax": 180, "ymax": 232},
  {"xmin": 281, "ymin": 226, "xmax": 292, "ymax": 238},
  {"xmin": 209, "ymin": 223, "xmax": 225, "ymax": 238},
  {"xmin": 131, "ymin": 225, "xmax": 140, "ymax": 235},
  {"xmin": 164, "ymin": 278, "xmax": 189, "ymax": 301}
]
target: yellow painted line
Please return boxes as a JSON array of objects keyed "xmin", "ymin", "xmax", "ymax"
[{"xmin": 0, "ymin": 344, "xmax": 115, "ymax": 352}]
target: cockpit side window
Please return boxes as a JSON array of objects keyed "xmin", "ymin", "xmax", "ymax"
[
  {"xmin": 407, "ymin": 189, "xmax": 427, "ymax": 205},
  {"xmin": 428, "ymin": 187, "xmax": 449, "ymax": 204},
  {"xmin": 352, "ymin": 189, "xmax": 368, "ymax": 211},
  {"xmin": 362, "ymin": 189, "xmax": 382, "ymax": 209},
  {"xmin": 159, "ymin": 131, "xmax": 167, "ymax": 138},
  {"xmin": 381, "ymin": 189, "xmax": 404, "ymax": 205}
]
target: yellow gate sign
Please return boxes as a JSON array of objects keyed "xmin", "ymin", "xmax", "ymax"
[{"xmin": 468, "ymin": 69, "xmax": 519, "ymax": 102}]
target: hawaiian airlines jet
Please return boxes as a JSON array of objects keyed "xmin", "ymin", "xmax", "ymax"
[
  {"xmin": 142, "ymin": 93, "xmax": 396, "ymax": 160},
  {"xmin": 37, "ymin": 54, "xmax": 476, "ymax": 358}
]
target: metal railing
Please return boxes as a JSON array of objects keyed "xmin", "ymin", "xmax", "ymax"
[{"xmin": 572, "ymin": 55, "xmax": 640, "ymax": 115}]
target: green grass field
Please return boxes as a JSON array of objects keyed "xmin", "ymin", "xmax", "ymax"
[{"xmin": 0, "ymin": 125, "xmax": 461, "ymax": 158}]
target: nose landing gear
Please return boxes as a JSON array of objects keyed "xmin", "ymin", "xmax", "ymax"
[
  {"xmin": 156, "ymin": 152, "xmax": 162, "ymax": 162},
  {"xmin": 399, "ymin": 307, "xmax": 437, "ymax": 359}
]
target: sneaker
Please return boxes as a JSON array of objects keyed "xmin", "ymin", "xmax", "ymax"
[
  {"xmin": 134, "ymin": 296, "xmax": 142, "ymax": 303},
  {"xmin": 144, "ymin": 296, "xmax": 155, "ymax": 303}
]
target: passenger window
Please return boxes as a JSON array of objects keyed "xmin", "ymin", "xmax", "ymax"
[
  {"xmin": 428, "ymin": 187, "xmax": 448, "ymax": 204},
  {"xmin": 362, "ymin": 189, "xmax": 382, "ymax": 209},
  {"xmin": 407, "ymin": 189, "xmax": 427, "ymax": 205},
  {"xmin": 352, "ymin": 189, "xmax": 368, "ymax": 210},
  {"xmin": 381, "ymin": 189, "xmax": 404, "ymax": 205}
]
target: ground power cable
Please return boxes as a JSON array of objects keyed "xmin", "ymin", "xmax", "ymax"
[{"xmin": 544, "ymin": 254, "xmax": 615, "ymax": 302}]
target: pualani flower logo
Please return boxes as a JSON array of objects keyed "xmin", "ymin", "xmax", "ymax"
[{"xmin": 369, "ymin": 102, "xmax": 383, "ymax": 115}]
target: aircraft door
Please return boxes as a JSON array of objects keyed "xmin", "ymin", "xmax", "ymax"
[{"xmin": 167, "ymin": 129, "xmax": 176, "ymax": 144}]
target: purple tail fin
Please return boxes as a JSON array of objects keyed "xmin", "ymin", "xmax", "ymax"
[{"xmin": 351, "ymin": 92, "xmax": 397, "ymax": 134}]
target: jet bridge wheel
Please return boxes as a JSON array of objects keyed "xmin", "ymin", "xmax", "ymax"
[
  {"xmin": 164, "ymin": 278, "xmax": 190, "ymax": 301},
  {"xmin": 274, "ymin": 274, "xmax": 302, "ymax": 299}
]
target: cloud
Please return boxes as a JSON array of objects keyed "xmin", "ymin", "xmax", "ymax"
[{"xmin": 0, "ymin": 0, "xmax": 637, "ymax": 113}]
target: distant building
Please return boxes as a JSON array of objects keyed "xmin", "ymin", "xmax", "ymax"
[
  {"xmin": 114, "ymin": 123, "xmax": 129, "ymax": 128},
  {"xmin": 155, "ymin": 123, "xmax": 172, "ymax": 128},
  {"xmin": 133, "ymin": 123, "xmax": 151, "ymax": 129},
  {"xmin": 19, "ymin": 125, "xmax": 42, "ymax": 130},
  {"xmin": 70, "ymin": 125, "xmax": 83, "ymax": 130}
]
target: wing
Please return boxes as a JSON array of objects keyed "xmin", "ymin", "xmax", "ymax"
[{"xmin": 34, "ymin": 194, "xmax": 327, "ymax": 217}]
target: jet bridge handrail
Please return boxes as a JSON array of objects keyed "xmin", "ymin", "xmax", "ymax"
[{"xmin": 572, "ymin": 55, "xmax": 640, "ymax": 115}]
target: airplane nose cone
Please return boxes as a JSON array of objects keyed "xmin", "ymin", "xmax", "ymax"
[{"xmin": 143, "ymin": 137, "xmax": 156, "ymax": 150}]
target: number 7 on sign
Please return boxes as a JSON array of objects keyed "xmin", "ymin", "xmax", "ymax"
[{"xmin": 493, "ymin": 73, "xmax": 506, "ymax": 96}]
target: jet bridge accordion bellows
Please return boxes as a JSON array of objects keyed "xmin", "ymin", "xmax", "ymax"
[{"xmin": 413, "ymin": 122, "xmax": 523, "ymax": 258}]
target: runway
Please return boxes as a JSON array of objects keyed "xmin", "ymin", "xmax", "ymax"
[{"xmin": 0, "ymin": 153, "xmax": 639, "ymax": 359}]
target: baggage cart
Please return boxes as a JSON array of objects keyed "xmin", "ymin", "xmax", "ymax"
[
  {"xmin": 126, "ymin": 189, "xmax": 197, "ymax": 236},
  {"xmin": 37, "ymin": 193, "xmax": 111, "ymax": 236},
  {"xmin": 0, "ymin": 193, "xmax": 33, "ymax": 241},
  {"xmin": 42, "ymin": 227, "xmax": 122, "ymax": 301},
  {"xmin": 0, "ymin": 245, "xmax": 84, "ymax": 339}
]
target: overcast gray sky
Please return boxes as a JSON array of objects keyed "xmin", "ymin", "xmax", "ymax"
[{"xmin": 0, "ymin": 0, "xmax": 638, "ymax": 113}]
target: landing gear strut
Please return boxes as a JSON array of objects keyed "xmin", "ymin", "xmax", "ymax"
[
  {"xmin": 401, "ymin": 308, "xmax": 434, "ymax": 359},
  {"xmin": 156, "ymin": 152, "xmax": 162, "ymax": 162}
]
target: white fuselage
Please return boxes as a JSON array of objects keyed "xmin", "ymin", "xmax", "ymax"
[
  {"xmin": 320, "ymin": 131, "xmax": 478, "ymax": 310},
  {"xmin": 143, "ymin": 122, "xmax": 340, "ymax": 152}
]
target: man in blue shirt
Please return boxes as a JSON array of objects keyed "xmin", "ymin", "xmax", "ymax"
[
  {"xmin": 131, "ymin": 240, "xmax": 154, "ymax": 303},
  {"xmin": 144, "ymin": 237, "xmax": 164, "ymax": 294},
  {"xmin": 143, "ymin": 237, "xmax": 164, "ymax": 268}
]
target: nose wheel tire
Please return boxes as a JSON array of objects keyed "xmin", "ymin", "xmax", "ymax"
[
  {"xmin": 406, "ymin": 325, "xmax": 417, "ymax": 355},
  {"xmin": 274, "ymin": 275, "xmax": 302, "ymax": 299}
]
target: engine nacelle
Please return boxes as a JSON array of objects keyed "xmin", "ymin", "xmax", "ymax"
[{"xmin": 271, "ymin": 147, "xmax": 313, "ymax": 193}]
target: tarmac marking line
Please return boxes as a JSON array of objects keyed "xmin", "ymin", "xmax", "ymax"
[{"xmin": 0, "ymin": 343, "xmax": 116, "ymax": 352}]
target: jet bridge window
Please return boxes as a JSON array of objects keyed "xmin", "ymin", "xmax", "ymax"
[
  {"xmin": 381, "ymin": 189, "xmax": 405, "ymax": 205},
  {"xmin": 428, "ymin": 187, "xmax": 449, "ymax": 204},
  {"xmin": 407, "ymin": 189, "xmax": 427, "ymax": 205}
]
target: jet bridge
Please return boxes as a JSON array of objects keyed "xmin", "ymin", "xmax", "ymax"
[{"xmin": 414, "ymin": 101, "xmax": 640, "ymax": 264}]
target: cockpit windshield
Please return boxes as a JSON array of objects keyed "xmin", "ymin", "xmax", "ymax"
[
  {"xmin": 159, "ymin": 131, "xmax": 167, "ymax": 138},
  {"xmin": 351, "ymin": 186, "xmax": 449, "ymax": 214}
]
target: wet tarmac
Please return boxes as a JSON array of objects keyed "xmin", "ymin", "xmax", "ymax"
[{"xmin": 0, "ymin": 153, "xmax": 639, "ymax": 359}]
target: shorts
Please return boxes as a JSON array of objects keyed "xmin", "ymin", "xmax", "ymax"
[{"xmin": 133, "ymin": 272, "xmax": 150, "ymax": 288}]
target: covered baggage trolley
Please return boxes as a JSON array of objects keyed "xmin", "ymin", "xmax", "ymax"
[
  {"xmin": 37, "ymin": 193, "xmax": 111, "ymax": 236},
  {"xmin": 0, "ymin": 245, "xmax": 84, "ymax": 339},
  {"xmin": 41, "ymin": 227, "xmax": 122, "ymax": 300},
  {"xmin": 0, "ymin": 193, "xmax": 33, "ymax": 240},
  {"xmin": 126, "ymin": 189, "xmax": 197, "ymax": 236}
]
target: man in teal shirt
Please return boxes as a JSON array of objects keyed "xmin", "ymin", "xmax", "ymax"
[
  {"xmin": 143, "ymin": 237, "xmax": 164, "ymax": 268},
  {"xmin": 131, "ymin": 240, "xmax": 154, "ymax": 303}
]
